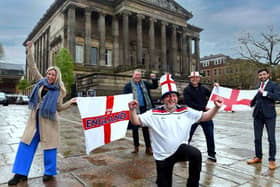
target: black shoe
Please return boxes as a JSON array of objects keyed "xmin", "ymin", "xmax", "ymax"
[
  {"xmin": 43, "ymin": 175, "xmax": 54, "ymax": 182},
  {"xmin": 208, "ymin": 155, "xmax": 217, "ymax": 162},
  {"xmin": 8, "ymin": 174, "xmax": 27, "ymax": 185}
]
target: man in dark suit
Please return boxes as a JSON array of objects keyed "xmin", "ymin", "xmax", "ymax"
[
  {"xmin": 123, "ymin": 70, "xmax": 158, "ymax": 155},
  {"xmin": 247, "ymin": 68, "xmax": 280, "ymax": 170}
]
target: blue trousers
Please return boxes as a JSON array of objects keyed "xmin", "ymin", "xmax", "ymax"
[
  {"xmin": 188, "ymin": 120, "xmax": 216, "ymax": 157},
  {"xmin": 12, "ymin": 114, "xmax": 57, "ymax": 176}
]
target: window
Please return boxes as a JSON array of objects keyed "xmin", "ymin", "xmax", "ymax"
[
  {"xmin": 105, "ymin": 49, "xmax": 112, "ymax": 66},
  {"xmin": 75, "ymin": 45, "xmax": 84, "ymax": 64},
  {"xmin": 91, "ymin": 47, "xmax": 98, "ymax": 65}
]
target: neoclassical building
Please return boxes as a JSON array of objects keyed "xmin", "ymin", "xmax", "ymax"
[{"xmin": 24, "ymin": 0, "xmax": 202, "ymax": 96}]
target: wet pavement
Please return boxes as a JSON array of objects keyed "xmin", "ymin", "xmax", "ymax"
[{"xmin": 0, "ymin": 104, "xmax": 280, "ymax": 187}]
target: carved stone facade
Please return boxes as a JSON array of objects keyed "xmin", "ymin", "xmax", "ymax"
[{"xmin": 24, "ymin": 0, "xmax": 202, "ymax": 96}]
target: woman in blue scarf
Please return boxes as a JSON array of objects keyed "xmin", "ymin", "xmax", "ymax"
[{"xmin": 8, "ymin": 41, "xmax": 77, "ymax": 185}]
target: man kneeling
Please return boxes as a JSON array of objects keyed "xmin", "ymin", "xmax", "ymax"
[{"xmin": 128, "ymin": 73, "xmax": 223, "ymax": 187}]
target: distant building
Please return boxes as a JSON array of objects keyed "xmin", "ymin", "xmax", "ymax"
[
  {"xmin": 200, "ymin": 54, "xmax": 262, "ymax": 89},
  {"xmin": 0, "ymin": 61, "xmax": 24, "ymax": 93},
  {"xmin": 23, "ymin": 0, "xmax": 202, "ymax": 96},
  {"xmin": 200, "ymin": 54, "xmax": 230, "ymax": 83}
]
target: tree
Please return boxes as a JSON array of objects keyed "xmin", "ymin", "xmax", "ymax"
[
  {"xmin": 54, "ymin": 48, "xmax": 74, "ymax": 95},
  {"xmin": 238, "ymin": 26, "xmax": 280, "ymax": 66},
  {"xmin": 222, "ymin": 59, "xmax": 265, "ymax": 89},
  {"xmin": 16, "ymin": 79, "xmax": 31, "ymax": 93}
]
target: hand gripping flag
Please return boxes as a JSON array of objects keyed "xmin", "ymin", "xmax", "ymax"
[
  {"xmin": 77, "ymin": 94, "xmax": 133, "ymax": 154},
  {"xmin": 206, "ymin": 86, "xmax": 257, "ymax": 112}
]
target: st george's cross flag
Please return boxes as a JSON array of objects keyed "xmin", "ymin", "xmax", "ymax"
[
  {"xmin": 206, "ymin": 86, "xmax": 258, "ymax": 112},
  {"xmin": 77, "ymin": 94, "xmax": 133, "ymax": 154}
]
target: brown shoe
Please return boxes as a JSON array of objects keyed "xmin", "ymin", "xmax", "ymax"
[
  {"xmin": 145, "ymin": 147, "xmax": 153, "ymax": 155},
  {"xmin": 247, "ymin": 157, "xmax": 262, "ymax": 164},
  {"xmin": 269, "ymin": 161, "xmax": 276, "ymax": 170},
  {"xmin": 131, "ymin": 146, "xmax": 139, "ymax": 153}
]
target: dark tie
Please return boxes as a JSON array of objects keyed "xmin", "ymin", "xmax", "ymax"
[{"xmin": 260, "ymin": 82, "xmax": 264, "ymax": 89}]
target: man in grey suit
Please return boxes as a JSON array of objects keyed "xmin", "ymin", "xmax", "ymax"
[{"xmin": 247, "ymin": 68, "xmax": 280, "ymax": 170}]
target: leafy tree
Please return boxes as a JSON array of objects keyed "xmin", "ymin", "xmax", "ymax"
[
  {"xmin": 16, "ymin": 79, "xmax": 31, "ymax": 93},
  {"xmin": 54, "ymin": 48, "xmax": 74, "ymax": 95},
  {"xmin": 223, "ymin": 59, "xmax": 265, "ymax": 89},
  {"xmin": 238, "ymin": 26, "xmax": 280, "ymax": 65}
]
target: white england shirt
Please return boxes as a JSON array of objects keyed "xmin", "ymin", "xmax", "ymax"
[{"xmin": 139, "ymin": 105, "xmax": 202, "ymax": 161}]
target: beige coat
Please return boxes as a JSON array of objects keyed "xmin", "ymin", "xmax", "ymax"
[{"xmin": 21, "ymin": 52, "xmax": 72, "ymax": 150}]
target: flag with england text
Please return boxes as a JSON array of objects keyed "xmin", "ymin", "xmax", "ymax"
[
  {"xmin": 206, "ymin": 86, "xmax": 258, "ymax": 112},
  {"xmin": 77, "ymin": 94, "xmax": 133, "ymax": 154}
]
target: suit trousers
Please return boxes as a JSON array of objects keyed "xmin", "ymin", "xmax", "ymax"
[
  {"xmin": 254, "ymin": 113, "xmax": 276, "ymax": 161},
  {"xmin": 155, "ymin": 144, "xmax": 201, "ymax": 187},
  {"xmin": 12, "ymin": 112, "xmax": 57, "ymax": 176},
  {"xmin": 188, "ymin": 120, "xmax": 216, "ymax": 157}
]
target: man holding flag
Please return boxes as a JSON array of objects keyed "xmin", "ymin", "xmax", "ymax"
[
  {"xmin": 128, "ymin": 73, "xmax": 223, "ymax": 187},
  {"xmin": 247, "ymin": 68, "xmax": 280, "ymax": 170},
  {"xmin": 183, "ymin": 71, "xmax": 219, "ymax": 162}
]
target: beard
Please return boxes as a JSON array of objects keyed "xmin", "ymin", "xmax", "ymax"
[{"xmin": 164, "ymin": 102, "xmax": 177, "ymax": 111}]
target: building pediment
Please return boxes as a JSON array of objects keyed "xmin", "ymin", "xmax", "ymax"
[{"xmin": 139, "ymin": 0, "xmax": 192, "ymax": 17}]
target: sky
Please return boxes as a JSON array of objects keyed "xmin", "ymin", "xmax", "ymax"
[{"xmin": 0, "ymin": 0, "xmax": 279, "ymax": 64}]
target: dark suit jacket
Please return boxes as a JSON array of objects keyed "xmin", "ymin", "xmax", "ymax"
[{"xmin": 251, "ymin": 80, "xmax": 280, "ymax": 118}]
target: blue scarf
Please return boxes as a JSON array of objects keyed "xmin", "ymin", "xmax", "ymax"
[{"xmin": 29, "ymin": 78, "xmax": 60, "ymax": 120}]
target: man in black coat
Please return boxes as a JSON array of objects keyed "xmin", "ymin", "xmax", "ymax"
[
  {"xmin": 183, "ymin": 71, "xmax": 218, "ymax": 162},
  {"xmin": 123, "ymin": 69, "xmax": 158, "ymax": 154},
  {"xmin": 247, "ymin": 68, "xmax": 280, "ymax": 170}
]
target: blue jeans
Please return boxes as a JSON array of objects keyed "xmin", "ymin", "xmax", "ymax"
[
  {"xmin": 188, "ymin": 120, "xmax": 216, "ymax": 157},
  {"xmin": 254, "ymin": 114, "xmax": 276, "ymax": 161}
]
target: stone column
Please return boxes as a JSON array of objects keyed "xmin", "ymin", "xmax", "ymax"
[
  {"xmin": 98, "ymin": 12, "xmax": 106, "ymax": 66},
  {"xmin": 85, "ymin": 8, "xmax": 92, "ymax": 65},
  {"xmin": 161, "ymin": 21, "xmax": 167, "ymax": 72},
  {"xmin": 188, "ymin": 36, "xmax": 193, "ymax": 72},
  {"xmin": 171, "ymin": 24, "xmax": 177, "ymax": 74},
  {"xmin": 112, "ymin": 15, "xmax": 120, "ymax": 67},
  {"xmin": 137, "ymin": 14, "xmax": 144, "ymax": 66},
  {"xmin": 182, "ymin": 32, "xmax": 188, "ymax": 74},
  {"xmin": 122, "ymin": 11, "xmax": 129, "ymax": 65},
  {"xmin": 39, "ymin": 36, "xmax": 43, "ymax": 74},
  {"xmin": 43, "ymin": 33, "xmax": 47, "ymax": 73},
  {"xmin": 178, "ymin": 32, "xmax": 183, "ymax": 74},
  {"xmin": 149, "ymin": 17, "xmax": 156, "ymax": 72},
  {"xmin": 195, "ymin": 38, "xmax": 200, "ymax": 71},
  {"xmin": 67, "ymin": 5, "xmax": 76, "ymax": 62}
]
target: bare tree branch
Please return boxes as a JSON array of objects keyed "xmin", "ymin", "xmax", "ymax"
[{"xmin": 238, "ymin": 25, "xmax": 280, "ymax": 65}]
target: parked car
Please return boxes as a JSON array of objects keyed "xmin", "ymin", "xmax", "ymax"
[
  {"xmin": 0, "ymin": 92, "xmax": 8, "ymax": 106},
  {"xmin": 16, "ymin": 95, "xmax": 29, "ymax": 105}
]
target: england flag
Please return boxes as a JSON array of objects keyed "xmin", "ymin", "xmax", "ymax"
[
  {"xmin": 206, "ymin": 86, "xmax": 258, "ymax": 112},
  {"xmin": 77, "ymin": 94, "xmax": 133, "ymax": 154}
]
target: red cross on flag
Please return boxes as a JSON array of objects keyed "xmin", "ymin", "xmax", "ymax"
[
  {"xmin": 77, "ymin": 94, "xmax": 133, "ymax": 154},
  {"xmin": 206, "ymin": 86, "xmax": 257, "ymax": 112}
]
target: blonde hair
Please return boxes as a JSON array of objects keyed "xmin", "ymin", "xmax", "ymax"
[{"xmin": 46, "ymin": 66, "xmax": 66, "ymax": 97}]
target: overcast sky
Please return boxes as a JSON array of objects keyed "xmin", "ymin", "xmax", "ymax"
[{"xmin": 1, "ymin": 0, "xmax": 279, "ymax": 64}]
